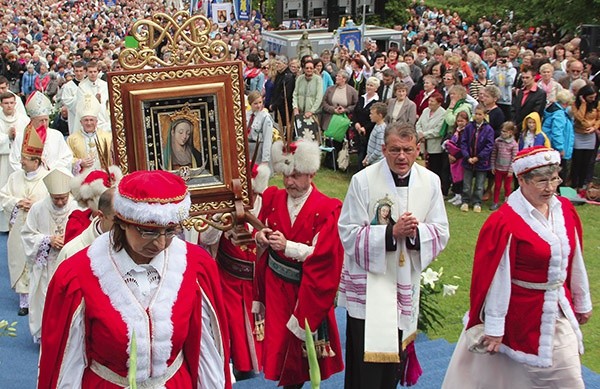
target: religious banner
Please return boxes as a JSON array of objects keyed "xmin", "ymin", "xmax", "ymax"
[
  {"xmin": 235, "ymin": 0, "xmax": 251, "ymax": 20},
  {"xmin": 339, "ymin": 28, "xmax": 362, "ymax": 54},
  {"xmin": 212, "ymin": 2, "xmax": 232, "ymax": 27}
]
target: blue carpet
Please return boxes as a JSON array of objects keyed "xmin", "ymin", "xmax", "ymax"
[{"xmin": 0, "ymin": 233, "xmax": 598, "ymax": 388}]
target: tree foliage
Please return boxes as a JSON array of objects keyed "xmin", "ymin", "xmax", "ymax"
[{"xmin": 428, "ymin": 0, "xmax": 600, "ymax": 36}]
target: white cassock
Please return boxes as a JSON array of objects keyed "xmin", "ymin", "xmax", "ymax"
[
  {"xmin": 0, "ymin": 168, "xmax": 49, "ymax": 292},
  {"xmin": 77, "ymin": 79, "xmax": 111, "ymax": 133},
  {"xmin": 60, "ymin": 80, "xmax": 82, "ymax": 134},
  {"xmin": 0, "ymin": 112, "xmax": 30, "ymax": 231},
  {"xmin": 21, "ymin": 195, "xmax": 79, "ymax": 341},
  {"xmin": 9, "ymin": 127, "xmax": 73, "ymax": 173}
]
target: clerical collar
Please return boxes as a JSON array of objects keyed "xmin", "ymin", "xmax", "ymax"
[
  {"xmin": 391, "ymin": 170, "xmax": 410, "ymax": 187},
  {"xmin": 25, "ymin": 167, "xmax": 42, "ymax": 179}
]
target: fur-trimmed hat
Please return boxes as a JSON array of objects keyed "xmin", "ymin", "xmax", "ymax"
[
  {"xmin": 271, "ymin": 139, "xmax": 321, "ymax": 176},
  {"xmin": 251, "ymin": 163, "xmax": 270, "ymax": 194},
  {"xmin": 25, "ymin": 91, "xmax": 53, "ymax": 118},
  {"xmin": 70, "ymin": 166, "xmax": 123, "ymax": 210},
  {"xmin": 512, "ymin": 146, "xmax": 560, "ymax": 176},
  {"xmin": 114, "ymin": 170, "xmax": 191, "ymax": 226}
]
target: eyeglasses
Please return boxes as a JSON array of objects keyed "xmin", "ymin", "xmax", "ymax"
[
  {"xmin": 386, "ymin": 147, "xmax": 416, "ymax": 156},
  {"xmin": 135, "ymin": 225, "xmax": 181, "ymax": 240},
  {"xmin": 531, "ymin": 176, "xmax": 562, "ymax": 189}
]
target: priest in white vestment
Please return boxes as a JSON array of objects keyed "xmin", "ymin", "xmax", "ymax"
[
  {"xmin": 0, "ymin": 91, "xmax": 30, "ymax": 231},
  {"xmin": 0, "ymin": 123, "xmax": 49, "ymax": 316},
  {"xmin": 59, "ymin": 61, "xmax": 86, "ymax": 134},
  {"xmin": 22, "ymin": 167, "xmax": 79, "ymax": 342},
  {"xmin": 76, "ymin": 61, "xmax": 111, "ymax": 133},
  {"xmin": 338, "ymin": 123, "xmax": 449, "ymax": 387}
]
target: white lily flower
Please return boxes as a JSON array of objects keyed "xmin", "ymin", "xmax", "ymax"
[
  {"xmin": 421, "ymin": 268, "xmax": 440, "ymax": 289},
  {"xmin": 443, "ymin": 284, "xmax": 459, "ymax": 296}
]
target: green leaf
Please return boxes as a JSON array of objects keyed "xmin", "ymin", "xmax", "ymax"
[
  {"xmin": 128, "ymin": 330, "xmax": 137, "ymax": 389},
  {"xmin": 304, "ymin": 319, "xmax": 321, "ymax": 389}
]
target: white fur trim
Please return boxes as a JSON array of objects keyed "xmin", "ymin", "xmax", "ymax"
[
  {"xmin": 78, "ymin": 179, "xmax": 107, "ymax": 209},
  {"xmin": 71, "ymin": 167, "xmax": 123, "ymax": 208},
  {"xmin": 499, "ymin": 190, "xmax": 579, "ymax": 367},
  {"xmin": 512, "ymin": 149, "xmax": 560, "ymax": 175},
  {"xmin": 271, "ymin": 140, "xmax": 320, "ymax": 175},
  {"xmin": 252, "ymin": 164, "xmax": 270, "ymax": 194},
  {"xmin": 114, "ymin": 192, "xmax": 191, "ymax": 225},
  {"xmin": 286, "ymin": 314, "xmax": 307, "ymax": 341},
  {"xmin": 89, "ymin": 233, "xmax": 188, "ymax": 380},
  {"xmin": 89, "ymin": 234, "xmax": 151, "ymax": 380},
  {"xmin": 149, "ymin": 237, "xmax": 187, "ymax": 376}
]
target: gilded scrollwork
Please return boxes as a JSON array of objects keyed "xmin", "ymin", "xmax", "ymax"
[
  {"xmin": 182, "ymin": 212, "xmax": 235, "ymax": 232},
  {"xmin": 109, "ymin": 12, "xmax": 250, "ymax": 233},
  {"xmin": 120, "ymin": 11, "xmax": 229, "ymax": 70}
]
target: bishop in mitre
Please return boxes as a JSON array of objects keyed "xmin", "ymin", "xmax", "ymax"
[
  {"xmin": 67, "ymin": 93, "xmax": 113, "ymax": 175},
  {"xmin": 22, "ymin": 167, "xmax": 79, "ymax": 343},
  {"xmin": 0, "ymin": 123, "xmax": 49, "ymax": 316}
]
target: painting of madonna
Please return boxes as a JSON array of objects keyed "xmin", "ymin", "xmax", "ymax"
[{"xmin": 162, "ymin": 118, "xmax": 206, "ymax": 171}]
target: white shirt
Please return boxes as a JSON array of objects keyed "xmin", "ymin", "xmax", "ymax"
[{"xmin": 113, "ymin": 247, "xmax": 165, "ymax": 309}]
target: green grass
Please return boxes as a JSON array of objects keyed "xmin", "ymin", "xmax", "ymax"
[{"xmin": 269, "ymin": 162, "xmax": 600, "ymax": 372}]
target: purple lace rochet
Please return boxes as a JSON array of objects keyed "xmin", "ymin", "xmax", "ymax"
[
  {"xmin": 9, "ymin": 205, "xmax": 19, "ymax": 226},
  {"xmin": 36, "ymin": 236, "xmax": 52, "ymax": 267}
]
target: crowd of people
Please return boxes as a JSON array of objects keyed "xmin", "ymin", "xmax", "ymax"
[{"xmin": 0, "ymin": 0, "xmax": 596, "ymax": 388}]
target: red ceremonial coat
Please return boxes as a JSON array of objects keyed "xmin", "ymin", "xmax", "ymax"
[
  {"xmin": 256, "ymin": 185, "xmax": 344, "ymax": 386},
  {"xmin": 216, "ymin": 235, "xmax": 263, "ymax": 373},
  {"xmin": 38, "ymin": 235, "xmax": 231, "ymax": 389},
  {"xmin": 467, "ymin": 196, "xmax": 583, "ymax": 364},
  {"xmin": 64, "ymin": 209, "xmax": 93, "ymax": 244}
]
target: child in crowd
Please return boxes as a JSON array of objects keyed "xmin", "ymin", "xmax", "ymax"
[
  {"xmin": 490, "ymin": 122, "xmax": 519, "ymax": 210},
  {"xmin": 460, "ymin": 105, "xmax": 495, "ymax": 212},
  {"xmin": 518, "ymin": 112, "xmax": 551, "ymax": 150},
  {"xmin": 362, "ymin": 102, "xmax": 388, "ymax": 166},
  {"xmin": 444, "ymin": 111, "xmax": 469, "ymax": 205}
]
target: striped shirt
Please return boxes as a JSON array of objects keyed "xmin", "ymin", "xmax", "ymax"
[{"xmin": 365, "ymin": 122, "xmax": 386, "ymax": 165}]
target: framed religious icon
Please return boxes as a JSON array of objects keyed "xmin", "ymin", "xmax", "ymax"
[{"xmin": 108, "ymin": 61, "xmax": 251, "ymax": 221}]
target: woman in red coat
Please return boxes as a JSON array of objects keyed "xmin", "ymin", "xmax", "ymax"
[{"xmin": 38, "ymin": 170, "xmax": 232, "ymax": 389}]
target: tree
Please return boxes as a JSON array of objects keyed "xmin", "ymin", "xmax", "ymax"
[{"xmin": 428, "ymin": 0, "xmax": 600, "ymax": 39}]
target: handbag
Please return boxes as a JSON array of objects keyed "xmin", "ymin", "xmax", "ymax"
[
  {"xmin": 324, "ymin": 113, "xmax": 351, "ymax": 143},
  {"xmin": 464, "ymin": 324, "xmax": 488, "ymax": 354},
  {"xmin": 585, "ymin": 181, "xmax": 600, "ymax": 201},
  {"xmin": 337, "ymin": 139, "xmax": 350, "ymax": 171}
]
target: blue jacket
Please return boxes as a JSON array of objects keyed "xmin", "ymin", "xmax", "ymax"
[
  {"xmin": 543, "ymin": 102, "xmax": 574, "ymax": 160},
  {"xmin": 460, "ymin": 120, "xmax": 495, "ymax": 171}
]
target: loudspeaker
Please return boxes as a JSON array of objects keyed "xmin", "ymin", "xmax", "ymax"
[
  {"xmin": 328, "ymin": 3, "xmax": 340, "ymax": 32},
  {"xmin": 580, "ymin": 24, "xmax": 600, "ymax": 57}
]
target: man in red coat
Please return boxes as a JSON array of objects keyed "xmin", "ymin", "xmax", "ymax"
[{"xmin": 254, "ymin": 139, "xmax": 344, "ymax": 388}]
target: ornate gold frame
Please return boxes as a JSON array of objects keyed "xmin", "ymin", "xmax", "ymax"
[{"xmin": 108, "ymin": 12, "xmax": 250, "ymax": 232}]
